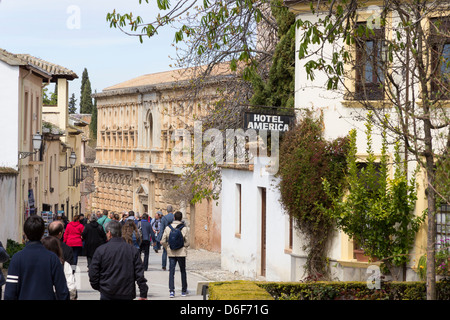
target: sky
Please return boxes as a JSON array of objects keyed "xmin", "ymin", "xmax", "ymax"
[{"xmin": 0, "ymin": 0, "xmax": 180, "ymax": 111}]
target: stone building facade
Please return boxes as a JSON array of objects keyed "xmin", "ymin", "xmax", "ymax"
[{"xmin": 92, "ymin": 67, "xmax": 231, "ymax": 251}]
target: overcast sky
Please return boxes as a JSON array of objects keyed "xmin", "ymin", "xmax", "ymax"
[{"xmin": 0, "ymin": 0, "xmax": 179, "ymax": 111}]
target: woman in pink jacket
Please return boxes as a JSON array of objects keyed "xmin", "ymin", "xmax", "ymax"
[{"xmin": 64, "ymin": 214, "xmax": 85, "ymax": 269}]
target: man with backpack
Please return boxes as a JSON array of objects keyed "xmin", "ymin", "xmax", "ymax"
[
  {"xmin": 160, "ymin": 211, "xmax": 189, "ymax": 298},
  {"xmin": 157, "ymin": 205, "xmax": 174, "ymax": 270}
]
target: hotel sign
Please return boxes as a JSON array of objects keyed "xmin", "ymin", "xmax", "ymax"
[{"xmin": 244, "ymin": 112, "xmax": 294, "ymax": 132}]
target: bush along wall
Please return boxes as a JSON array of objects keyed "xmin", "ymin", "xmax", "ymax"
[
  {"xmin": 208, "ymin": 281, "xmax": 274, "ymax": 300},
  {"xmin": 258, "ymin": 280, "xmax": 450, "ymax": 300}
]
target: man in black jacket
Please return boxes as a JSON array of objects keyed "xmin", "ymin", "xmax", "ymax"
[
  {"xmin": 4, "ymin": 215, "xmax": 69, "ymax": 300},
  {"xmin": 48, "ymin": 220, "xmax": 74, "ymax": 266},
  {"xmin": 88, "ymin": 220, "xmax": 148, "ymax": 300}
]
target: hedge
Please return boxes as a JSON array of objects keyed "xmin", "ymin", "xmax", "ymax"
[
  {"xmin": 259, "ymin": 280, "xmax": 450, "ymax": 300},
  {"xmin": 208, "ymin": 281, "xmax": 274, "ymax": 300},
  {"xmin": 208, "ymin": 280, "xmax": 450, "ymax": 300}
]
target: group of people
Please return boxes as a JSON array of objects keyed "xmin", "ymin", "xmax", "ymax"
[{"xmin": 1, "ymin": 204, "xmax": 190, "ymax": 300}]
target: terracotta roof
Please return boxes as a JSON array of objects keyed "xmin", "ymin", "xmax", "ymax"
[
  {"xmin": 102, "ymin": 63, "xmax": 235, "ymax": 91},
  {"xmin": 17, "ymin": 54, "xmax": 78, "ymax": 80},
  {"xmin": 0, "ymin": 167, "xmax": 19, "ymax": 175},
  {"xmin": 0, "ymin": 48, "xmax": 27, "ymax": 66},
  {"xmin": 0, "ymin": 48, "xmax": 77, "ymax": 80}
]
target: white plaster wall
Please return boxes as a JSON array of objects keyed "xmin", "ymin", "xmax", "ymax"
[
  {"xmin": 294, "ymin": 13, "xmax": 386, "ymax": 153},
  {"xmin": 294, "ymin": 11, "xmax": 429, "ymax": 276},
  {"xmin": 221, "ymin": 157, "xmax": 293, "ymax": 281},
  {"xmin": 0, "ymin": 174, "xmax": 19, "ymax": 245},
  {"xmin": 0, "ymin": 62, "xmax": 20, "ymax": 168}
]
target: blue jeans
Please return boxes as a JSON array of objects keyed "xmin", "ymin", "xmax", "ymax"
[
  {"xmin": 162, "ymin": 247, "xmax": 167, "ymax": 268},
  {"xmin": 140, "ymin": 240, "xmax": 150, "ymax": 271},
  {"xmin": 71, "ymin": 246, "xmax": 82, "ymax": 266},
  {"xmin": 168, "ymin": 257, "xmax": 187, "ymax": 293}
]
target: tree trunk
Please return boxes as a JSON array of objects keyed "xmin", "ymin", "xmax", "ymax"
[{"xmin": 425, "ymin": 151, "xmax": 437, "ymax": 300}]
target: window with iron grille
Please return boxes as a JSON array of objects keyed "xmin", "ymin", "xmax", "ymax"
[
  {"xmin": 430, "ymin": 17, "xmax": 450, "ymax": 100},
  {"xmin": 436, "ymin": 203, "xmax": 450, "ymax": 252},
  {"xmin": 354, "ymin": 24, "xmax": 385, "ymax": 100}
]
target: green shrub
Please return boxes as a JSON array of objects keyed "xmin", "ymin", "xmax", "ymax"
[
  {"xmin": 259, "ymin": 280, "xmax": 450, "ymax": 300},
  {"xmin": 208, "ymin": 281, "xmax": 274, "ymax": 300},
  {"xmin": 3, "ymin": 239, "xmax": 25, "ymax": 270}
]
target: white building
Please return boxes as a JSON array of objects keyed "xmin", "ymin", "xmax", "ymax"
[
  {"xmin": 0, "ymin": 48, "xmax": 78, "ymax": 244},
  {"xmin": 220, "ymin": 158, "xmax": 294, "ymax": 280},
  {"xmin": 219, "ymin": 1, "xmax": 450, "ymax": 282}
]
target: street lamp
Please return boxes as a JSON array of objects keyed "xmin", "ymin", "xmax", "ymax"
[
  {"xmin": 69, "ymin": 151, "xmax": 77, "ymax": 166},
  {"xmin": 18, "ymin": 131, "xmax": 43, "ymax": 159},
  {"xmin": 60, "ymin": 151, "xmax": 77, "ymax": 172},
  {"xmin": 81, "ymin": 165, "xmax": 88, "ymax": 180},
  {"xmin": 77, "ymin": 164, "xmax": 89, "ymax": 184}
]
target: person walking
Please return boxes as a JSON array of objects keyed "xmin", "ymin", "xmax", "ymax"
[
  {"xmin": 88, "ymin": 220, "xmax": 148, "ymax": 300},
  {"xmin": 41, "ymin": 236, "xmax": 77, "ymax": 300},
  {"xmin": 138, "ymin": 213, "xmax": 155, "ymax": 271},
  {"xmin": 151, "ymin": 211, "xmax": 162, "ymax": 253},
  {"xmin": 157, "ymin": 205, "xmax": 174, "ymax": 270},
  {"xmin": 97, "ymin": 209, "xmax": 111, "ymax": 231},
  {"xmin": 4, "ymin": 215, "xmax": 69, "ymax": 300},
  {"xmin": 79, "ymin": 214, "xmax": 87, "ymax": 226},
  {"xmin": 160, "ymin": 211, "xmax": 189, "ymax": 298},
  {"xmin": 126, "ymin": 210, "xmax": 136, "ymax": 222},
  {"xmin": 122, "ymin": 219, "xmax": 141, "ymax": 250},
  {"xmin": 120, "ymin": 212, "xmax": 128, "ymax": 226},
  {"xmin": 81, "ymin": 213, "xmax": 107, "ymax": 268},
  {"xmin": 0, "ymin": 241, "xmax": 10, "ymax": 299},
  {"xmin": 48, "ymin": 220, "xmax": 74, "ymax": 266},
  {"xmin": 63, "ymin": 214, "xmax": 85, "ymax": 268}
]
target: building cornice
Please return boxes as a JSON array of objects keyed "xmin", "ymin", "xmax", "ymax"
[
  {"xmin": 285, "ymin": 0, "xmax": 385, "ymax": 14},
  {"xmin": 93, "ymin": 75, "xmax": 235, "ymax": 99}
]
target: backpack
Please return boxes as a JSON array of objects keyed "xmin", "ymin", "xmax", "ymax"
[
  {"xmin": 168, "ymin": 223, "xmax": 185, "ymax": 250},
  {"xmin": 137, "ymin": 221, "xmax": 143, "ymax": 242}
]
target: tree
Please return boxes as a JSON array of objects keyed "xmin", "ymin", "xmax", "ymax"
[
  {"xmin": 322, "ymin": 113, "xmax": 425, "ymax": 280},
  {"xmin": 80, "ymin": 68, "xmax": 93, "ymax": 114},
  {"xmin": 106, "ymin": 0, "xmax": 297, "ymax": 205},
  {"xmin": 68, "ymin": 93, "xmax": 77, "ymax": 114},
  {"xmin": 278, "ymin": 110, "xmax": 349, "ymax": 279},
  {"xmin": 250, "ymin": 2, "xmax": 296, "ymax": 109},
  {"xmin": 90, "ymin": 90, "xmax": 98, "ymax": 141},
  {"xmin": 291, "ymin": 0, "xmax": 450, "ymax": 299},
  {"xmin": 106, "ymin": 1, "xmax": 286, "ymax": 128},
  {"xmin": 43, "ymin": 84, "xmax": 57, "ymax": 106}
]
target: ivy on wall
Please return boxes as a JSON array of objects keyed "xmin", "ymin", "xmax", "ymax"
[
  {"xmin": 278, "ymin": 110, "xmax": 349, "ymax": 280},
  {"xmin": 321, "ymin": 113, "xmax": 425, "ymax": 278}
]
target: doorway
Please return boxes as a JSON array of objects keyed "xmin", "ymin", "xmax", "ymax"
[{"xmin": 260, "ymin": 187, "xmax": 267, "ymax": 277}]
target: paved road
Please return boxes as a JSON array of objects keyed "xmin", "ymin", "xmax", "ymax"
[{"xmin": 75, "ymin": 249, "xmax": 208, "ymax": 300}]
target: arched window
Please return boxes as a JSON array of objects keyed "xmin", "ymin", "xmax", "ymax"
[{"xmin": 147, "ymin": 112, "xmax": 153, "ymax": 148}]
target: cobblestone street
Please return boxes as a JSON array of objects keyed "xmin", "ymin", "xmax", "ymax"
[{"xmin": 72, "ymin": 248, "xmax": 254, "ymax": 300}]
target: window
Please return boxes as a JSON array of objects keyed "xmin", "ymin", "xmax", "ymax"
[
  {"xmin": 147, "ymin": 113, "xmax": 153, "ymax": 148},
  {"xmin": 430, "ymin": 17, "xmax": 450, "ymax": 100},
  {"xmin": 24, "ymin": 91, "xmax": 29, "ymax": 144},
  {"xmin": 355, "ymin": 24, "xmax": 385, "ymax": 100},
  {"xmin": 49, "ymin": 156, "xmax": 53, "ymax": 191},
  {"xmin": 436, "ymin": 204, "xmax": 450, "ymax": 252},
  {"xmin": 235, "ymin": 183, "xmax": 242, "ymax": 237}
]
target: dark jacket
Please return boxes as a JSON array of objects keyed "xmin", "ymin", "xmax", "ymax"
[
  {"xmin": 139, "ymin": 219, "xmax": 155, "ymax": 242},
  {"xmin": 88, "ymin": 237, "xmax": 148, "ymax": 300},
  {"xmin": 59, "ymin": 239, "xmax": 74, "ymax": 266},
  {"xmin": 0, "ymin": 241, "xmax": 10, "ymax": 287},
  {"xmin": 156, "ymin": 213, "xmax": 174, "ymax": 242},
  {"xmin": 82, "ymin": 221, "xmax": 107, "ymax": 258},
  {"xmin": 4, "ymin": 241, "xmax": 69, "ymax": 300}
]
